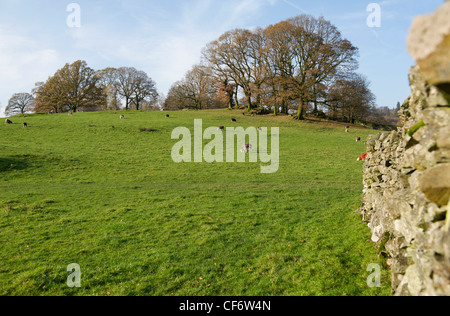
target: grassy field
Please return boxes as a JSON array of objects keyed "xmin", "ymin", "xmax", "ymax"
[{"xmin": 0, "ymin": 109, "xmax": 391, "ymax": 296}]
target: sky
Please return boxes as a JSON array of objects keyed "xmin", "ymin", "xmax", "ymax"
[{"xmin": 0, "ymin": 0, "xmax": 444, "ymax": 115}]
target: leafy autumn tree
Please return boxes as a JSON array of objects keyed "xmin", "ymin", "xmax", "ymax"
[
  {"xmin": 5, "ymin": 93, "xmax": 34, "ymax": 115},
  {"xmin": 284, "ymin": 15, "xmax": 359, "ymax": 120},
  {"xmin": 217, "ymin": 76, "xmax": 237, "ymax": 110},
  {"xmin": 202, "ymin": 15, "xmax": 359, "ymax": 119},
  {"xmin": 34, "ymin": 60, "xmax": 105, "ymax": 113},
  {"xmin": 263, "ymin": 21, "xmax": 297, "ymax": 115},
  {"xmin": 33, "ymin": 77, "xmax": 65, "ymax": 113}
]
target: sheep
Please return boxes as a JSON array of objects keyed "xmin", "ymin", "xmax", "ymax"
[
  {"xmin": 120, "ymin": 115, "xmax": 125, "ymax": 119},
  {"xmin": 356, "ymin": 137, "xmax": 361, "ymax": 142},
  {"xmin": 166, "ymin": 114, "xmax": 170, "ymax": 118},
  {"xmin": 231, "ymin": 118, "xmax": 237, "ymax": 122},
  {"xmin": 241, "ymin": 144, "xmax": 252, "ymax": 153},
  {"xmin": 345, "ymin": 129, "xmax": 349, "ymax": 133},
  {"xmin": 357, "ymin": 153, "xmax": 368, "ymax": 161},
  {"xmin": 22, "ymin": 122, "xmax": 28, "ymax": 128},
  {"xmin": 5, "ymin": 119, "xmax": 12, "ymax": 124}
]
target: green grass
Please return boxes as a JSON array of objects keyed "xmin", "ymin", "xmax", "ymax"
[{"xmin": 0, "ymin": 110, "xmax": 391, "ymax": 296}]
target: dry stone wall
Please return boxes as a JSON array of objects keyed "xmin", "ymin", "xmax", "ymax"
[{"xmin": 358, "ymin": 2, "xmax": 450, "ymax": 296}]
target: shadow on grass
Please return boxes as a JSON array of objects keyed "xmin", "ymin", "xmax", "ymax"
[
  {"xmin": 0, "ymin": 154, "xmax": 81, "ymax": 174},
  {"xmin": 0, "ymin": 157, "xmax": 29, "ymax": 172}
]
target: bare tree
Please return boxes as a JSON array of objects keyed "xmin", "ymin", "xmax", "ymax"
[
  {"xmin": 5, "ymin": 93, "xmax": 34, "ymax": 115},
  {"xmin": 131, "ymin": 70, "xmax": 158, "ymax": 110},
  {"xmin": 164, "ymin": 65, "xmax": 223, "ymax": 110},
  {"xmin": 327, "ymin": 73, "xmax": 375, "ymax": 123},
  {"xmin": 203, "ymin": 29, "xmax": 256, "ymax": 111},
  {"xmin": 96, "ymin": 67, "xmax": 121, "ymax": 110},
  {"xmin": 115, "ymin": 67, "xmax": 138, "ymax": 111}
]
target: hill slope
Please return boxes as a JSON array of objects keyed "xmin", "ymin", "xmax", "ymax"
[{"xmin": 0, "ymin": 110, "xmax": 391, "ymax": 296}]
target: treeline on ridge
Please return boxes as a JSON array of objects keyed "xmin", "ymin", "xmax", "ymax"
[
  {"xmin": 4, "ymin": 14, "xmax": 399, "ymax": 126},
  {"xmin": 5, "ymin": 61, "xmax": 160, "ymax": 115},
  {"xmin": 164, "ymin": 14, "xmax": 382, "ymax": 124}
]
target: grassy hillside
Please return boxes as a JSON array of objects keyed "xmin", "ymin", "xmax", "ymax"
[{"xmin": 0, "ymin": 110, "xmax": 391, "ymax": 296}]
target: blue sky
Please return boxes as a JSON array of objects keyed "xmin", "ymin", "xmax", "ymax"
[{"xmin": 0, "ymin": 0, "xmax": 444, "ymax": 115}]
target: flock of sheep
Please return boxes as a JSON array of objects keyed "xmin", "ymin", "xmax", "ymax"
[
  {"xmin": 4, "ymin": 119, "xmax": 27, "ymax": 128},
  {"xmin": 5, "ymin": 113, "xmax": 366, "ymax": 159}
]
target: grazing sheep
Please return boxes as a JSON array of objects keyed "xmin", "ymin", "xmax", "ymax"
[
  {"xmin": 5, "ymin": 119, "xmax": 12, "ymax": 124},
  {"xmin": 241, "ymin": 144, "xmax": 252, "ymax": 153},
  {"xmin": 166, "ymin": 114, "xmax": 170, "ymax": 118},
  {"xmin": 22, "ymin": 122, "xmax": 28, "ymax": 128},
  {"xmin": 120, "ymin": 115, "xmax": 125, "ymax": 119},
  {"xmin": 357, "ymin": 153, "xmax": 368, "ymax": 161},
  {"xmin": 345, "ymin": 129, "xmax": 349, "ymax": 133},
  {"xmin": 232, "ymin": 118, "xmax": 237, "ymax": 122},
  {"xmin": 218, "ymin": 126, "xmax": 225, "ymax": 131},
  {"xmin": 356, "ymin": 137, "xmax": 361, "ymax": 142}
]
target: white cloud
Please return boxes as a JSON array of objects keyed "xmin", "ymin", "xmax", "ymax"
[
  {"xmin": 0, "ymin": 25, "xmax": 62, "ymax": 116},
  {"xmin": 0, "ymin": 0, "xmax": 281, "ymax": 115},
  {"xmin": 59, "ymin": 0, "xmax": 277, "ymax": 96}
]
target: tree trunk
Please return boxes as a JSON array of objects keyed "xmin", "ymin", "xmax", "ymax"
[
  {"xmin": 234, "ymin": 86, "xmax": 239, "ymax": 109},
  {"xmin": 313, "ymin": 84, "xmax": 318, "ymax": 113},
  {"xmin": 295, "ymin": 99, "xmax": 305, "ymax": 120},
  {"xmin": 273, "ymin": 89, "xmax": 278, "ymax": 116},
  {"xmin": 256, "ymin": 83, "xmax": 261, "ymax": 108}
]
